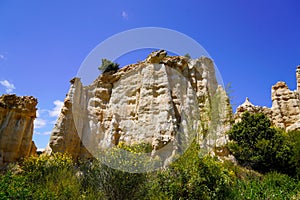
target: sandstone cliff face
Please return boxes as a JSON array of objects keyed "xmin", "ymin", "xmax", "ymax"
[
  {"xmin": 48, "ymin": 52, "xmax": 231, "ymax": 162},
  {"xmin": 0, "ymin": 94, "xmax": 37, "ymax": 166},
  {"xmin": 236, "ymin": 66, "xmax": 300, "ymax": 132}
]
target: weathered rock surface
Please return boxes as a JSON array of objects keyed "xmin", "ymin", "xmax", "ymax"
[
  {"xmin": 236, "ymin": 66, "xmax": 300, "ymax": 132},
  {"xmin": 48, "ymin": 83, "xmax": 91, "ymax": 159},
  {"xmin": 0, "ymin": 94, "xmax": 37, "ymax": 166},
  {"xmin": 48, "ymin": 52, "xmax": 231, "ymax": 161}
]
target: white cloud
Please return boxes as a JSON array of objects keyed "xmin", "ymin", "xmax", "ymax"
[
  {"xmin": 34, "ymin": 131, "xmax": 40, "ymax": 135},
  {"xmin": 34, "ymin": 131, "xmax": 51, "ymax": 135},
  {"xmin": 121, "ymin": 11, "xmax": 128, "ymax": 19},
  {"xmin": 0, "ymin": 80, "xmax": 15, "ymax": 93},
  {"xmin": 42, "ymin": 131, "xmax": 52, "ymax": 135},
  {"xmin": 49, "ymin": 100, "xmax": 64, "ymax": 117},
  {"xmin": 34, "ymin": 110, "xmax": 47, "ymax": 129},
  {"xmin": 36, "ymin": 110, "xmax": 40, "ymax": 118},
  {"xmin": 34, "ymin": 118, "xmax": 47, "ymax": 129},
  {"xmin": 0, "ymin": 54, "xmax": 5, "ymax": 60}
]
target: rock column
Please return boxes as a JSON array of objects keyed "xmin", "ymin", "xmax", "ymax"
[
  {"xmin": 0, "ymin": 94, "xmax": 37, "ymax": 166},
  {"xmin": 297, "ymin": 66, "xmax": 300, "ymax": 92}
]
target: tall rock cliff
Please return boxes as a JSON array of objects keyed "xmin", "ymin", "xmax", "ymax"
[
  {"xmin": 48, "ymin": 51, "xmax": 232, "ymax": 162},
  {"xmin": 236, "ymin": 65, "xmax": 300, "ymax": 132},
  {"xmin": 0, "ymin": 94, "xmax": 37, "ymax": 166}
]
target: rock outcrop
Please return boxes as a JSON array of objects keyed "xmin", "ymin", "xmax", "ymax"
[
  {"xmin": 236, "ymin": 66, "xmax": 300, "ymax": 132},
  {"xmin": 48, "ymin": 51, "xmax": 232, "ymax": 162},
  {"xmin": 47, "ymin": 79, "xmax": 91, "ymax": 159},
  {"xmin": 0, "ymin": 94, "xmax": 37, "ymax": 166}
]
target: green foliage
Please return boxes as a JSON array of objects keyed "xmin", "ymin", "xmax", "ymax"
[
  {"xmin": 84, "ymin": 161, "xmax": 146, "ymax": 200},
  {"xmin": 99, "ymin": 142, "xmax": 161, "ymax": 173},
  {"xmin": 231, "ymin": 172, "xmax": 300, "ymax": 200},
  {"xmin": 98, "ymin": 58, "xmax": 119, "ymax": 73},
  {"xmin": 80, "ymin": 143, "xmax": 153, "ymax": 200},
  {"xmin": 286, "ymin": 130, "xmax": 300, "ymax": 179},
  {"xmin": 184, "ymin": 53, "xmax": 191, "ymax": 59},
  {"xmin": 77, "ymin": 160, "xmax": 105, "ymax": 199},
  {"xmin": 0, "ymin": 139, "xmax": 299, "ymax": 199},
  {"xmin": 22, "ymin": 152, "xmax": 74, "ymax": 182},
  {"xmin": 146, "ymin": 142, "xmax": 234, "ymax": 200},
  {"xmin": 22, "ymin": 153, "xmax": 82, "ymax": 199},
  {"xmin": 117, "ymin": 141, "xmax": 152, "ymax": 153},
  {"xmin": 0, "ymin": 153, "xmax": 83, "ymax": 200},
  {"xmin": 227, "ymin": 112, "xmax": 294, "ymax": 174},
  {"xmin": 225, "ymin": 82, "xmax": 236, "ymax": 109},
  {"xmin": 0, "ymin": 172, "xmax": 32, "ymax": 199}
]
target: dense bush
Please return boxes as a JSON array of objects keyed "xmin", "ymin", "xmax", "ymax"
[
  {"xmin": 0, "ymin": 153, "xmax": 83, "ymax": 200},
  {"xmin": 0, "ymin": 172, "xmax": 32, "ymax": 199},
  {"xmin": 146, "ymin": 142, "xmax": 234, "ymax": 200},
  {"xmin": 227, "ymin": 112, "xmax": 295, "ymax": 175},
  {"xmin": 231, "ymin": 172, "xmax": 300, "ymax": 200},
  {"xmin": 286, "ymin": 130, "xmax": 300, "ymax": 179},
  {"xmin": 80, "ymin": 160, "xmax": 146, "ymax": 200},
  {"xmin": 22, "ymin": 152, "xmax": 74, "ymax": 181},
  {"xmin": 80, "ymin": 143, "xmax": 151, "ymax": 200},
  {"xmin": 0, "ymin": 144, "xmax": 150, "ymax": 200}
]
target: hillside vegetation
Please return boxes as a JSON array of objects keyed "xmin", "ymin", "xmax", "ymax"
[{"xmin": 0, "ymin": 112, "xmax": 300, "ymax": 200}]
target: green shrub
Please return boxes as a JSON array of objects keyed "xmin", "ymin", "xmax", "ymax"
[
  {"xmin": 79, "ymin": 143, "xmax": 152, "ymax": 200},
  {"xmin": 286, "ymin": 130, "xmax": 300, "ymax": 179},
  {"xmin": 0, "ymin": 172, "xmax": 32, "ymax": 199},
  {"xmin": 146, "ymin": 142, "xmax": 234, "ymax": 200},
  {"xmin": 22, "ymin": 153, "xmax": 74, "ymax": 182},
  {"xmin": 21, "ymin": 153, "xmax": 82, "ymax": 200},
  {"xmin": 0, "ymin": 133, "xmax": 298, "ymax": 199},
  {"xmin": 231, "ymin": 172, "xmax": 300, "ymax": 200},
  {"xmin": 98, "ymin": 58, "xmax": 119, "ymax": 73},
  {"xmin": 184, "ymin": 53, "xmax": 191, "ymax": 59},
  {"xmin": 227, "ymin": 112, "xmax": 294, "ymax": 174}
]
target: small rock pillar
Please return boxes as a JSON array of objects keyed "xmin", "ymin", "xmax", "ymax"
[{"xmin": 297, "ymin": 66, "xmax": 300, "ymax": 92}]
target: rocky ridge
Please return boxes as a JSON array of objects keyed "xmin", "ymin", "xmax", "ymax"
[{"xmin": 0, "ymin": 94, "xmax": 37, "ymax": 166}]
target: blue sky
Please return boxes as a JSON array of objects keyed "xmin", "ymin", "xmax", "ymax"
[{"xmin": 1, "ymin": 1, "xmax": 300, "ymax": 149}]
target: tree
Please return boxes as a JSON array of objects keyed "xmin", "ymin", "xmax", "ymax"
[
  {"xmin": 184, "ymin": 53, "xmax": 191, "ymax": 59},
  {"xmin": 227, "ymin": 112, "xmax": 294, "ymax": 174},
  {"xmin": 286, "ymin": 130, "xmax": 300, "ymax": 179},
  {"xmin": 98, "ymin": 58, "xmax": 119, "ymax": 73}
]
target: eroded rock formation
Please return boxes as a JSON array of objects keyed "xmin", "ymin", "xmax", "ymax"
[
  {"xmin": 236, "ymin": 66, "xmax": 300, "ymax": 132},
  {"xmin": 48, "ymin": 52, "xmax": 232, "ymax": 162},
  {"xmin": 0, "ymin": 94, "xmax": 37, "ymax": 166}
]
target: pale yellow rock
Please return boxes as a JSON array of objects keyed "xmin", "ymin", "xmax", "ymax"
[
  {"xmin": 235, "ymin": 66, "xmax": 300, "ymax": 132},
  {"xmin": 48, "ymin": 53, "xmax": 232, "ymax": 162},
  {"xmin": 0, "ymin": 94, "xmax": 37, "ymax": 166},
  {"xmin": 146, "ymin": 49, "xmax": 167, "ymax": 63},
  {"xmin": 235, "ymin": 97, "xmax": 271, "ymax": 121},
  {"xmin": 47, "ymin": 79, "xmax": 92, "ymax": 159}
]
